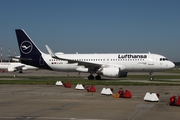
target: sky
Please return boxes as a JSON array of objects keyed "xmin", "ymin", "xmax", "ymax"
[{"xmin": 0, "ymin": 0, "xmax": 180, "ymax": 62}]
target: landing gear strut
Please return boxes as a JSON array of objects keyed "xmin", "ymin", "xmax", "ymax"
[{"xmin": 149, "ymin": 72, "xmax": 154, "ymax": 81}]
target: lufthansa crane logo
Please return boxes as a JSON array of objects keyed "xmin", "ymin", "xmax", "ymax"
[{"xmin": 20, "ymin": 41, "xmax": 33, "ymax": 54}]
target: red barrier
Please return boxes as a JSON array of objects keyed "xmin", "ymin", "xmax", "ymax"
[
  {"xmin": 85, "ymin": 86, "xmax": 96, "ymax": 92},
  {"xmin": 63, "ymin": 82, "xmax": 71, "ymax": 88},
  {"xmin": 118, "ymin": 90, "xmax": 132, "ymax": 98},
  {"xmin": 169, "ymin": 96, "xmax": 180, "ymax": 106}
]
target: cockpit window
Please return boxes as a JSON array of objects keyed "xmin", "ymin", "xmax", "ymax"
[{"xmin": 160, "ymin": 58, "xmax": 168, "ymax": 61}]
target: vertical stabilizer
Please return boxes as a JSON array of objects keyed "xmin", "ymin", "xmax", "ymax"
[
  {"xmin": 15, "ymin": 29, "xmax": 51, "ymax": 70},
  {"xmin": 15, "ymin": 29, "xmax": 42, "ymax": 58}
]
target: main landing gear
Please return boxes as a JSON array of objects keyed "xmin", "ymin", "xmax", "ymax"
[
  {"xmin": 88, "ymin": 74, "xmax": 94, "ymax": 80},
  {"xmin": 95, "ymin": 74, "xmax": 101, "ymax": 80},
  {"xmin": 88, "ymin": 74, "xmax": 101, "ymax": 80},
  {"xmin": 149, "ymin": 72, "xmax": 154, "ymax": 81}
]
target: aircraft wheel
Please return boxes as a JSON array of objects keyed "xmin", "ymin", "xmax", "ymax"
[
  {"xmin": 149, "ymin": 72, "xmax": 154, "ymax": 81},
  {"xmin": 88, "ymin": 75, "xmax": 94, "ymax": 80},
  {"xmin": 149, "ymin": 77, "xmax": 154, "ymax": 81},
  {"xmin": 95, "ymin": 75, "xmax": 101, "ymax": 80}
]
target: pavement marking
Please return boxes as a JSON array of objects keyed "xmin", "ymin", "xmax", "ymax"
[{"xmin": 0, "ymin": 117, "xmax": 107, "ymax": 120}]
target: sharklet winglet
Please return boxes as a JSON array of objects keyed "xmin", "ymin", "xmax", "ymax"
[{"xmin": 45, "ymin": 45, "xmax": 58, "ymax": 59}]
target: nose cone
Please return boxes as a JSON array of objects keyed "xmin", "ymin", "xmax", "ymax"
[{"xmin": 169, "ymin": 62, "xmax": 175, "ymax": 69}]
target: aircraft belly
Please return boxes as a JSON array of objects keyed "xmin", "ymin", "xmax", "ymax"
[{"xmin": 51, "ymin": 64, "xmax": 78, "ymax": 72}]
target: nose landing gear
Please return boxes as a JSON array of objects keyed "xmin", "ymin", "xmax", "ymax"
[{"xmin": 149, "ymin": 72, "xmax": 154, "ymax": 81}]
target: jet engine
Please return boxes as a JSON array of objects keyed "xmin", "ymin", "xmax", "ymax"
[
  {"xmin": 100, "ymin": 68, "xmax": 127, "ymax": 77},
  {"xmin": 22, "ymin": 67, "xmax": 28, "ymax": 70},
  {"xmin": 8, "ymin": 67, "xmax": 16, "ymax": 72}
]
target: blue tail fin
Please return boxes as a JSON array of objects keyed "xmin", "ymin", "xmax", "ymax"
[
  {"xmin": 15, "ymin": 29, "xmax": 51, "ymax": 70},
  {"xmin": 15, "ymin": 29, "xmax": 42, "ymax": 57}
]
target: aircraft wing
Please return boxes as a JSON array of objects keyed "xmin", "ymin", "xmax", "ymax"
[
  {"xmin": 57, "ymin": 57, "xmax": 102, "ymax": 68},
  {"xmin": 45, "ymin": 45, "xmax": 102, "ymax": 69},
  {"xmin": 11, "ymin": 64, "xmax": 25, "ymax": 69},
  {"xmin": 3, "ymin": 63, "xmax": 25, "ymax": 72}
]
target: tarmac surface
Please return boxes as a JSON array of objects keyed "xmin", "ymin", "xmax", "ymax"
[
  {"xmin": 1, "ymin": 69, "xmax": 180, "ymax": 77},
  {"xmin": 0, "ymin": 70, "xmax": 180, "ymax": 120}
]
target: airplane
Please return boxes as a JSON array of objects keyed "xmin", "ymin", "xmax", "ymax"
[
  {"xmin": 0, "ymin": 62, "xmax": 38, "ymax": 73},
  {"xmin": 14, "ymin": 29, "xmax": 175, "ymax": 80}
]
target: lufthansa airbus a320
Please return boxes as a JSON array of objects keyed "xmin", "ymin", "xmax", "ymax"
[{"xmin": 14, "ymin": 29, "xmax": 175, "ymax": 80}]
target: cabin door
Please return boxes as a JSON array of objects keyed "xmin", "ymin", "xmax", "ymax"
[{"xmin": 148, "ymin": 54, "xmax": 154, "ymax": 65}]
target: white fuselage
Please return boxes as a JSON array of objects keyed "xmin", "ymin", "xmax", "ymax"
[
  {"xmin": 41, "ymin": 53, "xmax": 175, "ymax": 72},
  {"xmin": 14, "ymin": 29, "xmax": 175, "ymax": 80},
  {"xmin": 0, "ymin": 62, "xmax": 38, "ymax": 72}
]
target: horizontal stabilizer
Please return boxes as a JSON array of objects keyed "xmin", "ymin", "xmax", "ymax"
[{"xmin": 7, "ymin": 56, "xmax": 32, "ymax": 61}]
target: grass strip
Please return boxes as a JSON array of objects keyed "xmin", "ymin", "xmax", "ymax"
[
  {"xmin": 0, "ymin": 74, "xmax": 180, "ymax": 86},
  {"xmin": 0, "ymin": 79, "xmax": 180, "ymax": 86}
]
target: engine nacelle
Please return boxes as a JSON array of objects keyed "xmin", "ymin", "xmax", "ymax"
[
  {"xmin": 101, "ymin": 68, "xmax": 127, "ymax": 78},
  {"xmin": 76, "ymin": 67, "xmax": 88, "ymax": 72},
  {"xmin": 8, "ymin": 67, "xmax": 16, "ymax": 72},
  {"xmin": 22, "ymin": 67, "xmax": 28, "ymax": 70}
]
